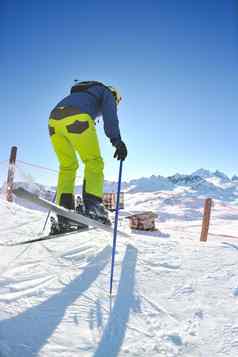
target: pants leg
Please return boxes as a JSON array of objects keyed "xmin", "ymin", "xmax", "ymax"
[
  {"xmin": 63, "ymin": 114, "xmax": 104, "ymax": 200},
  {"xmin": 49, "ymin": 128, "xmax": 79, "ymax": 207}
]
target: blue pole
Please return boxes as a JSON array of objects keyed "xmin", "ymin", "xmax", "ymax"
[{"xmin": 109, "ymin": 160, "xmax": 123, "ymax": 296}]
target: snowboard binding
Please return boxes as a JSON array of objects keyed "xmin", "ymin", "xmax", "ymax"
[
  {"xmin": 49, "ymin": 196, "xmax": 111, "ymax": 235},
  {"xmin": 77, "ymin": 198, "xmax": 111, "ymax": 226},
  {"xmin": 50, "ymin": 216, "xmax": 87, "ymax": 235}
]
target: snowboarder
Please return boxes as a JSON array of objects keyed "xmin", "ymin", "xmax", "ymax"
[{"xmin": 48, "ymin": 80, "xmax": 127, "ymax": 231}]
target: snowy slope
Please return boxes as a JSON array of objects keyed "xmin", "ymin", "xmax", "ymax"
[{"xmin": 0, "ymin": 187, "xmax": 238, "ymax": 356}]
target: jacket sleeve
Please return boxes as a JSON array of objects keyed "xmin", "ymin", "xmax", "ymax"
[{"xmin": 101, "ymin": 88, "xmax": 122, "ymax": 146}]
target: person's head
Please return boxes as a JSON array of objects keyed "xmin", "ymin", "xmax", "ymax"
[{"xmin": 107, "ymin": 86, "xmax": 122, "ymax": 105}]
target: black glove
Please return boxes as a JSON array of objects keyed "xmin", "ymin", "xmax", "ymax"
[{"xmin": 113, "ymin": 141, "xmax": 127, "ymax": 161}]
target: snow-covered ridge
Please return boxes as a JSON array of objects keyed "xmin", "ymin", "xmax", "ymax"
[
  {"xmin": 1, "ymin": 168, "xmax": 238, "ymax": 205},
  {"xmin": 125, "ymin": 169, "xmax": 238, "ymax": 201}
]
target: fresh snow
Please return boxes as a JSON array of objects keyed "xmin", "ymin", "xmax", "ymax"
[{"xmin": 0, "ymin": 177, "xmax": 238, "ymax": 356}]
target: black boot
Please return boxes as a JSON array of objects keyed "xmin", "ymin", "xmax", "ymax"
[
  {"xmin": 57, "ymin": 193, "xmax": 74, "ymax": 230},
  {"xmin": 86, "ymin": 202, "xmax": 111, "ymax": 225},
  {"xmin": 58, "ymin": 193, "xmax": 88, "ymax": 231},
  {"xmin": 83, "ymin": 191, "xmax": 111, "ymax": 225}
]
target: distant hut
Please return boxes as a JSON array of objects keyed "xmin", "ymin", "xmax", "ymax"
[
  {"xmin": 127, "ymin": 211, "xmax": 158, "ymax": 231},
  {"xmin": 103, "ymin": 192, "xmax": 125, "ymax": 211}
]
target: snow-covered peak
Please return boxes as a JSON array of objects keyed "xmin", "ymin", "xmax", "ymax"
[
  {"xmin": 127, "ymin": 175, "xmax": 173, "ymax": 193},
  {"xmin": 191, "ymin": 168, "xmax": 213, "ymax": 178},
  {"xmin": 213, "ymin": 170, "xmax": 230, "ymax": 181},
  {"xmin": 168, "ymin": 174, "xmax": 204, "ymax": 186},
  {"xmin": 191, "ymin": 169, "xmax": 231, "ymax": 184}
]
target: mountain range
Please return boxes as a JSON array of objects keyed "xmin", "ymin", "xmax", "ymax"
[{"xmin": 1, "ymin": 168, "xmax": 236, "ymax": 205}]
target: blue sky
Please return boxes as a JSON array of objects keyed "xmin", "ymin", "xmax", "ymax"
[{"xmin": 1, "ymin": 0, "xmax": 238, "ymax": 183}]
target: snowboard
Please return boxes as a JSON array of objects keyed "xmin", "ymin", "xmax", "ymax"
[{"xmin": 13, "ymin": 187, "xmax": 129, "ymax": 238}]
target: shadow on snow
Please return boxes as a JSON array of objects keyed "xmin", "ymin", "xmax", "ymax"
[
  {"xmin": 0, "ymin": 245, "xmax": 111, "ymax": 357},
  {"xmin": 94, "ymin": 244, "xmax": 139, "ymax": 357}
]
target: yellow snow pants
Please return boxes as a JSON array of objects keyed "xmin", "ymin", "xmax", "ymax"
[{"xmin": 48, "ymin": 113, "xmax": 104, "ymax": 206}]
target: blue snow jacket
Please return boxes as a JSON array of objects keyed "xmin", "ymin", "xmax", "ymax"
[{"xmin": 52, "ymin": 84, "xmax": 122, "ymax": 146}]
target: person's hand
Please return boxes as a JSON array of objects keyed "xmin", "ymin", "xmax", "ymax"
[{"xmin": 113, "ymin": 141, "xmax": 127, "ymax": 161}]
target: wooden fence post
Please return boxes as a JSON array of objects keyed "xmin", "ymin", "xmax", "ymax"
[
  {"xmin": 200, "ymin": 198, "xmax": 212, "ymax": 242},
  {"xmin": 6, "ymin": 146, "xmax": 18, "ymax": 202}
]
